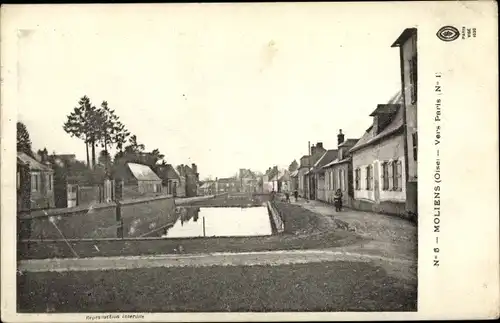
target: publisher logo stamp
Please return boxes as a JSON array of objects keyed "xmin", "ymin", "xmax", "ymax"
[{"xmin": 436, "ymin": 26, "xmax": 460, "ymax": 42}]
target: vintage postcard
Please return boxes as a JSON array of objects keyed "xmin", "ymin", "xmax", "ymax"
[{"xmin": 1, "ymin": 2, "xmax": 498, "ymax": 322}]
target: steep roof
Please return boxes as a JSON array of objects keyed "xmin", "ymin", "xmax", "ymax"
[
  {"xmin": 338, "ymin": 139, "xmax": 359, "ymax": 148},
  {"xmin": 17, "ymin": 152, "xmax": 52, "ymax": 172},
  {"xmin": 312, "ymin": 149, "xmax": 338, "ymax": 171},
  {"xmin": 127, "ymin": 163, "xmax": 161, "ymax": 181},
  {"xmin": 323, "ymin": 156, "xmax": 352, "ymax": 169},
  {"xmin": 156, "ymin": 164, "xmax": 181, "ymax": 181},
  {"xmin": 350, "ymin": 91, "xmax": 404, "ymax": 153}
]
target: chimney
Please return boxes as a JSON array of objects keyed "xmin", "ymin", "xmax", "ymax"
[
  {"xmin": 316, "ymin": 142, "xmax": 324, "ymax": 150},
  {"xmin": 311, "ymin": 144, "xmax": 316, "ymax": 156},
  {"xmin": 338, "ymin": 129, "xmax": 345, "ymax": 146},
  {"xmin": 191, "ymin": 163, "xmax": 197, "ymax": 174},
  {"xmin": 308, "ymin": 141, "xmax": 311, "ymax": 155}
]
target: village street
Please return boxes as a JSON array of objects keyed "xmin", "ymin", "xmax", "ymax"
[{"xmin": 18, "ymin": 199, "xmax": 417, "ymax": 312}]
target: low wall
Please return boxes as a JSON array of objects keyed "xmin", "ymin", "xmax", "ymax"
[
  {"xmin": 18, "ymin": 195, "xmax": 178, "ymax": 240},
  {"xmin": 120, "ymin": 196, "xmax": 176, "ymax": 238},
  {"xmin": 175, "ymin": 195, "xmax": 216, "ymax": 206},
  {"xmin": 267, "ymin": 201, "xmax": 284, "ymax": 234},
  {"xmin": 78, "ymin": 186, "xmax": 101, "ymax": 206}
]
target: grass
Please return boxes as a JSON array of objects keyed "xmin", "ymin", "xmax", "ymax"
[
  {"xmin": 17, "ymin": 261, "xmax": 417, "ymax": 313},
  {"xmin": 18, "ymin": 230, "xmax": 361, "ymax": 260}
]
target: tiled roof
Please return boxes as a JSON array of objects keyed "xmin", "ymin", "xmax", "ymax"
[
  {"xmin": 350, "ymin": 91, "xmax": 404, "ymax": 153},
  {"xmin": 156, "ymin": 164, "xmax": 181, "ymax": 181},
  {"xmin": 17, "ymin": 152, "xmax": 52, "ymax": 172},
  {"xmin": 323, "ymin": 157, "xmax": 352, "ymax": 168},
  {"xmin": 127, "ymin": 163, "xmax": 162, "ymax": 181},
  {"xmin": 312, "ymin": 149, "xmax": 338, "ymax": 172},
  {"xmin": 338, "ymin": 139, "xmax": 359, "ymax": 148}
]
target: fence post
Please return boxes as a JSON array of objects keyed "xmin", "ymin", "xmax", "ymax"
[{"xmin": 116, "ymin": 201, "xmax": 123, "ymax": 239}]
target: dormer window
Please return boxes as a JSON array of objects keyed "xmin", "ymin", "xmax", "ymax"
[{"xmin": 370, "ymin": 104, "xmax": 400, "ymax": 135}]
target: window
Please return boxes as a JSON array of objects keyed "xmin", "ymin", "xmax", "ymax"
[
  {"xmin": 412, "ymin": 132, "xmax": 418, "ymax": 161},
  {"xmin": 409, "ymin": 54, "xmax": 418, "ymax": 104},
  {"xmin": 47, "ymin": 174, "xmax": 52, "ymax": 191},
  {"xmin": 31, "ymin": 173, "xmax": 39, "ymax": 192},
  {"xmin": 365, "ymin": 165, "xmax": 373, "ymax": 190},
  {"xmin": 330, "ymin": 171, "xmax": 334, "ymax": 190},
  {"xmin": 354, "ymin": 168, "xmax": 361, "ymax": 190},
  {"xmin": 393, "ymin": 160, "xmax": 403, "ymax": 190},
  {"xmin": 382, "ymin": 162, "xmax": 390, "ymax": 190}
]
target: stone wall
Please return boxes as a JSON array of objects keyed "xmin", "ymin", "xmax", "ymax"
[{"xmin": 18, "ymin": 195, "xmax": 178, "ymax": 240}]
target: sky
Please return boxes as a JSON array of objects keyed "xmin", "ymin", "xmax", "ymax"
[{"xmin": 15, "ymin": 4, "xmax": 414, "ymax": 179}]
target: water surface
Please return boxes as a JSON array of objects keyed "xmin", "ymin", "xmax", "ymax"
[{"xmin": 163, "ymin": 206, "xmax": 272, "ymax": 238}]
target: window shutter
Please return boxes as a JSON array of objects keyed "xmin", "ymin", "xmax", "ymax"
[
  {"xmin": 398, "ymin": 160, "xmax": 403, "ymax": 190},
  {"xmin": 388, "ymin": 161, "xmax": 394, "ymax": 190},
  {"xmin": 381, "ymin": 163, "xmax": 385, "ymax": 190}
]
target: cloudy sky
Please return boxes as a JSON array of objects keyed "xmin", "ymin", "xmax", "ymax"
[{"xmin": 15, "ymin": 3, "xmax": 416, "ymax": 179}]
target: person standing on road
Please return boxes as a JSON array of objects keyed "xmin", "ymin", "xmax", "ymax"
[
  {"xmin": 293, "ymin": 189, "xmax": 298, "ymax": 202},
  {"xmin": 334, "ymin": 189, "xmax": 343, "ymax": 212},
  {"xmin": 285, "ymin": 191, "xmax": 290, "ymax": 203}
]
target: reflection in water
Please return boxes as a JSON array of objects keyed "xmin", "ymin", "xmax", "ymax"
[{"xmin": 162, "ymin": 206, "xmax": 272, "ymax": 238}]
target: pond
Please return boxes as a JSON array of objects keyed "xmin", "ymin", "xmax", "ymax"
[{"xmin": 162, "ymin": 206, "xmax": 272, "ymax": 238}]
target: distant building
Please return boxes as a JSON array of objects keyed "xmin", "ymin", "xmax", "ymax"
[
  {"xmin": 238, "ymin": 168, "xmax": 259, "ymax": 193},
  {"xmin": 311, "ymin": 149, "xmax": 338, "ymax": 202},
  {"xmin": 155, "ymin": 163, "xmax": 183, "ymax": 197},
  {"xmin": 297, "ymin": 155, "xmax": 310, "ymax": 197},
  {"xmin": 270, "ymin": 169, "xmax": 291, "ymax": 193},
  {"xmin": 177, "ymin": 163, "xmax": 200, "ymax": 197},
  {"xmin": 322, "ymin": 130, "xmax": 359, "ymax": 206},
  {"xmin": 290, "ymin": 169, "xmax": 299, "ymax": 192},
  {"xmin": 116, "ymin": 162, "xmax": 163, "ymax": 198},
  {"xmin": 216, "ymin": 177, "xmax": 239, "ymax": 193},
  {"xmin": 198, "ymin": 181, "xmax": 216, "ymax": 195},
  {"xmin": 349, "ymin": 91, "xmax": 407, "ymax": 215},
  {"xmin": 17, "ymin": 151, "xmax": 55, "ymax": 211},
  {"xmin": 303, "ymin": 142, "xmax": 327, "ymax": 200}
]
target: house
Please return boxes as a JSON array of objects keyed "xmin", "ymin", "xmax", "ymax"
[
  {"xmin": 349, "ymin": 91, "xmax": 407, "ymax": 216},
  {"xmin": 238, "ymin": 168, "xmax": 259, "ymax": 193},
  {"xmin": 302, "ymin": 142, "xmax": 327, "ymax": 200},
  {"xmin": 270, "ymin": 169, "xmax": 292, "ymax": 193},
  {"xmin": 216, "ymin": 177, "xmax": 239, "ymax": 193},
  {"xmin": 198, "ymin": 181, "xmax": 216, "ymax": 195},
  {"xmin": 155, "ymin": 163, "xmax": 183, "ymax": 197},
  {"xmin": 17, "ymin": 151, "xmax": 55, "ymax": 210},
  {"xmin": 116, "ymin": 162, "xmax": 163, "ymax": 198},
  {"xmin": 290, "ymin": 169, "xmax": 299, "ymax": 192},
  {"xmin": 311, "ymin": 149, "xmax": 339, "ymax": 202},
  {"xmin": 264, "ymin": 166, "xmax": 279, "ymax": 192},
  {"xmin": 297, "ymin": 155, "xmax": 310, "ymax": 197},
  {"xmin": 322, "ymin": 130, "xmax": 359, "ymax": 206},
  {"xmin": 177, "ymin": 164, "xmax": 200, "ymax": 197},
  {"xmin": 392, "ymin": 27, "xmax": 418, "ymax": 217}
]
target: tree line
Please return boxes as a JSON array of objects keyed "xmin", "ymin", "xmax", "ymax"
[
  {"xmin": 17, "ymin": 95, "xmax": 167, "ymax": 184},
  {"xmin": 62, "ymin": 95, "xmax": 166, "ymax": 173}
]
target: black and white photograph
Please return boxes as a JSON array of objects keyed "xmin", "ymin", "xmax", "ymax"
[{"xmin": 1, "ymin": 2, "xmax": 498, "ymax": 322}]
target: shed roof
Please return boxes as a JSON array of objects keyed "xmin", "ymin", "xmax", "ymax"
[
  {"xmin": 127, "ymin": 163, "xmax": 162, "ymax": 181},
  {"xmin": 17, "ymin": 152, "xmax": 52, "ymax": 172}
]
